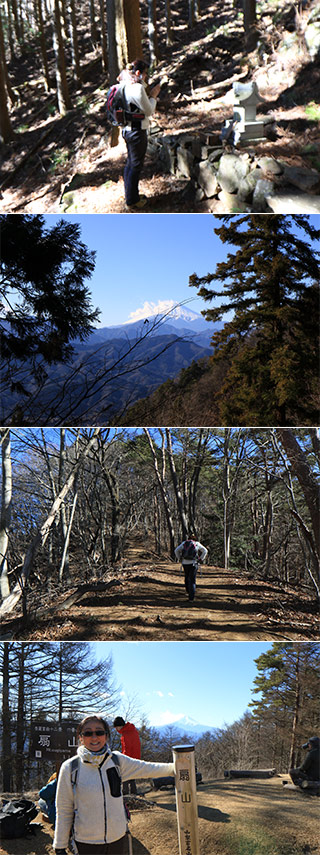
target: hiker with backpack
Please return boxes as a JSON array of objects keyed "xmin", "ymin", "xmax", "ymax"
[
  {"xmin": 53, "ymin": 713, "xmax": 175, "ymax": 854},
  {"xmin": 175, "ymin": 534, "xmax": 208, "ymax": 601},
  {"xmin": 117, "ymin": 59, "xmax": 160, "ymax": 210}
]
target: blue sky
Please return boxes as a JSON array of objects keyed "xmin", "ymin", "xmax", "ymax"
[
  {"xmin": 43, "ymin": 214, "xmax": 224, "ymax": 326},
  {"xmin": 42, "ymin": 214, "xmax": 320, "ymax": 328},
  {"xmin": 93, "ymin": 641, "xmax": 271, "ymax": 729}
]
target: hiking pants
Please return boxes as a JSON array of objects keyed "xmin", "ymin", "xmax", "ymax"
[
  {"xmin": 289, "ymin": 768, "xmax": 309, "ymax": 787},
  {"xmin": 183, "ymin": 562, "xmax": 198, "ymax": 600},
  {"xmin": 122, "ymin": 128, "xmax": 148, "ymax": 205},
  {"xmin": 122, "ymin": 779, "xmax": 137, "ymax": 795},
  {"xmin": 75, "ymin": 834, "xmax": 128, "ymax": 854}
]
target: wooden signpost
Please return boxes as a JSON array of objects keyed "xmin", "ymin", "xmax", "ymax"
[
  {"xmin": 173, "ymin": 745, "xmax": 200, "ymax": 855},
  {"xmin": 31, "ymin": 720, "xmax": 78, "ymax": 775}
]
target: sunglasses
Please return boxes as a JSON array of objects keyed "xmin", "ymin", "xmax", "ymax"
[{"xmin": 82, "ymin": 730, "xmax": 106, "ymax": 737}]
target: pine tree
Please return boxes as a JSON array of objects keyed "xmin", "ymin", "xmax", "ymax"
[
  {"xmin": 189, "ymin": 215, "xmax": 320, "ymax": 425},
  {"xmin": 0, "ymin": 215, "xmax": 98, "ymax": 391},
  {"xmin": 250, "ymin": 642, "xmax": 320, "ymax": 770}
]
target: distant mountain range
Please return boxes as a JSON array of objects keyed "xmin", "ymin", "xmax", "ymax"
[
  {"xmin": 2, "ymin": 305, "xmax": 221, "ymax": 425},
  {"xmin": 155, "ymin": 715, "xmax": 217, "ymax": 740}
]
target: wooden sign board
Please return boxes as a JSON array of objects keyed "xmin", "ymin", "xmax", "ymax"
[{"xmin": 31, "ymin": 720, "xmax": 78, "ymax": 760}]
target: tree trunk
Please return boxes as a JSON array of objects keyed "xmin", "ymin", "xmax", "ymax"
[
  {"xmin": 223, "ymin": 429, "xmax": 232, "ymax": 570},
  {"xmin": 123, "ymin": 0, "xmax": 142, "ymax": 60},
  {"xmin": 164, "ymin": 0, "xmax": 173, "ymax": 45},
  {"xmin": 165, "ymin": 429, "xmax": 189, "ymax": 539},
  {"xmin": 0, "ymin": 429, "xmax": 101, "ymax": 616},
  {"xmin": 68, "ymin": 0, "xmax": 81, "ymax": 82},
  {"xmin": 104, "ymin": 468, "xmax": 122, "ymax": 563},
  {"xmin": 144, "ymin": 429, "xmax": 176, "ymax": 559},
  {"xmin": 0, "ymin": 20, "xmax": 15, "ymax": 142},
  {"xmin": 10, "ymin": 0, "xmax": 22, "ymax": 45},
  {"xmin": 35, "ymin": 0, "xmax": 52, "ymax": 91},
  {"xmin": 15, "ymin": 644, "xmax": 25, "ymax": 791},
  {"xmin": 52, "ymin": 0, "xmax": 71, "ymax": 113},
  {"xmin": 100, "ymin": 0, "xmax": 108, "ymax": 73},
  {"xmin": 0, "ymin": 10, "xmax": 16, "ymax": 105},
  {"xmin": 2, "ymin": 642, "xmax": 12, "ymax": 791},
  {"xmin": 89, "ymin": 0, "xmax": 98, "ymax": 45},
  {"xmin": 147, "ymin": 0, "xmax": 159, "ymax": 66},
  {"xmin": 0, "ymin": 430, "xmax": 12, "ymax": 600},
  {"xmin": 277, "ymin": 429, "xmax": 320, "ymax": 571},
  {"xmin": 243, "ymin": 0, "xmax": 258, "ymax": 50},
  {"xmin": 289, "ymin": 646, "xmax": 301, "ymax": 769}
]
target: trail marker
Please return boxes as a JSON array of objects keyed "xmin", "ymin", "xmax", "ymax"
[{"xmin": 173, "ymin": 745, "xmax": 200, "ymax": 855}]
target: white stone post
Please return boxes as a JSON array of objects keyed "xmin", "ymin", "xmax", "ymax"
[{"xmin": 173, "ymin": 744, "xmax": 200, "ymax": 855}]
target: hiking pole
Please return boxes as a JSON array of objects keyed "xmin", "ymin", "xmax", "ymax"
[
  {"xmin": 127, "ymin": 828, "xmax": 133, "ymax": 854},
  {"xmin": 173, "ymin": 744, "xmax": 200, "ymax": 855}
]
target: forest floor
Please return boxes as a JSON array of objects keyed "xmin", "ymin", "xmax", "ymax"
[
  {"xmin": 0, "ymin": 0, "xmax": 319, "ymax": 214},
  {"xmin": 2, "ymin": 539, "xmax": 319, "ymax": 641},
  {"xmin": 1, "ymin": 776, "xmax": 319, "ymax": 855}
]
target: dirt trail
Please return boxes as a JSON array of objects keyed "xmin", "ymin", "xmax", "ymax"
[
  {"xmin": 2, "ymin": 777, "xmax": 319, "ymax": 855},
  {"xmin": 11, "ymin": 541, "xmax": 318, "ymax": 641}
]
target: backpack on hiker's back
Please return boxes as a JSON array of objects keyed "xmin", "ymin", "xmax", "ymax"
[
  {"xmin": 181, "ymin": 540, "xmax": 198, "ymax": 562},
  {"xmin": 106, "ymin": 82, "xmax": 144, "ymax": 127}
]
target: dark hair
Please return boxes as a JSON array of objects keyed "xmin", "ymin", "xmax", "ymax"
[
  {"xmin": 77, "ymin": 714, "xmax": 110, "ymax": 740},
  {"xmin": 113, "ymin": 716, "xmax": 126, "ymax": 728},
  {"xmin": 130, "ymin": 59, "xmax": 149, "ymax": 75}
]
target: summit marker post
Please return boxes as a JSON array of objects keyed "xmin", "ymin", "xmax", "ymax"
[{"xmin": 173, "ymin": 744, "xmax": 200, "ymax": 855}]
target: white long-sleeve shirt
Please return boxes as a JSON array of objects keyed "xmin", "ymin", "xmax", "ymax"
[
  {"xmin": 122, "ymin": 80, "xmax": 157, "ymax": 130},
  {"xmin": 175, "ymin": 540, "xmax": 208, "ymax": 564},
  {"xmin": 53, "ymin": 750, "xmax": 175, "ymax": 848}
]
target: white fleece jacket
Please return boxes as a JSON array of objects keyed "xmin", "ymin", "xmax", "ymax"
[
  {"xmin": 175, "ymin": 540, "xmax": 208, "ymax": 564},
  {"xmin": 53, "ymin": 750, "xmax": 175, "ymax": 848},
  {"xmin": 122, "ymin": 80, "xmax": 157, "ymax": 130}
]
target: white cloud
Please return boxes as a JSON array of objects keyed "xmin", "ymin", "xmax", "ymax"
[
  {"xmin": 127, "ymin": 300, "xmax": 176, "ymax": 323},
  {"xmin": 153, "ymin": 711, "xmax": 184, "ymax": 726},
  {"xmin": 168, "ymin": 692, "xmax": 174, "ymax": 698},
  {"xmin": 154, "ymin": 690, "xmax": 164, "ymax": 698}
]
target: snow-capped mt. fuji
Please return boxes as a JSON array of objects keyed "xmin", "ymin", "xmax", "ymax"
[
  {"xmin": 85, "ymin": 302, "xmax": 218, "ymax": 346},
  {"xmin": 156, "ymin": 716, "xmax": 217, "ymax": 739}
]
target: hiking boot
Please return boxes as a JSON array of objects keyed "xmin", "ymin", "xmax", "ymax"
[{"xmin": 125, "ymin": 196, "xmax": 148, "ymax": 211}]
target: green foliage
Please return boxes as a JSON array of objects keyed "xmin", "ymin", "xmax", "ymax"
[
  {"xmin": 48, "ymin": 148, "xmax": 70, "ymax": 172},
  {"xmin": 76, "ymin": 95, "xmax": 90, "ymax": 114},
  {"xmin": 189, "ymin": 215, "xmax": 320, "ymax": 425},
  {"xmin": 305, "ymin": 101, "xmax": 320, "ymax": 122},
  {"xmin": 0, "ymin": 215, "xmax": 99, "ymax": 401}
]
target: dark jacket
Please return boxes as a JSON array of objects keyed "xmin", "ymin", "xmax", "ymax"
[{"xmin": 300, "ymin": 737, "xmax": 320, "ymax": 780}]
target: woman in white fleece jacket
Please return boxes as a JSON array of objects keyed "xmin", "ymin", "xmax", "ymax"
[
  {"xmin": 119, "ymin": 58, "xmax": 160, "ymax": 209},
  {"xmin": 53, "ymin": 714, "xmax": 175, "ymax": 855}
]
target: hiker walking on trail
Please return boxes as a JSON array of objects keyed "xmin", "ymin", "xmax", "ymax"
[
  {"xmin": 53, "ymin": 714, "xmax": 175, "ymax": 855},
  {"xmin": 175, "ymin": 534, "xmax": 208, "ymax": 602},
  {"xmin": 113, "ymin": 717, "xmax": 141, "ymax": 796},
  {"xmin": 119, "ymin": 59, "xmax": 160, "ymax": 210},
  {"xmin": 289, "ymin": 736, "xmax": 320, "ymax": 788}
]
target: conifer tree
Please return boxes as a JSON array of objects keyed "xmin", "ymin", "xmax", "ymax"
[
  {"xmin": 189, "ymin": 215, "xmax": 320, "ymax": 425},
  {"xmin": 0, "ymin": 215, "xmax": 99, "ymax": 399},
  {"xmin": 250, "ymin": 642, "xmax": 320, "ymax": 769}
]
